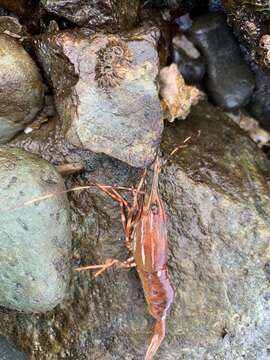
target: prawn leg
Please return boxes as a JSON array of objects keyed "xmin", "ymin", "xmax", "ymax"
[
  {"xmin": 75, "ymin": 257, "xmax": 136, "ymax": 278},
  {"xmin": 94, "ymin": 169, "xmax": 147, "ymax": 250}
]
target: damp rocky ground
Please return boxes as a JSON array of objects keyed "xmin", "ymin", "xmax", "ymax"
[{"xmin": 0, "ymin": 1, "xmax": 270, "ymax": 359}]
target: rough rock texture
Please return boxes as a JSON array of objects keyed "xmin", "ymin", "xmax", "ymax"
[
  {"xmin": 0, "ymin": 16, "xmax": 26, "ymax": 37},
  {"xmin": 189, "ymin": 13, "xmax": 255, "ymax": 111},
  {"xmin": 40, "ymin": 0, "xmax": 139, "ymax": 31},
  {"xmin": 247, "ymin": 63, "xmax": 270, "ymax": 131},
  {"xmin": 0, "ymin": 101, "xmax": 269, "ymax": 359},
  {"xmin": 0, "ymin": 34, "xmax": 44, "ymax": 144},
  {"xmin": 0, "ymin": 336, "xmax": 27, "ymax": 360},
  {"xmin": 33, "ymin": 27, "xmax": 163, "ymax": 168},
  {"xmin": 221, "ymin": 0, "xmax": 270, "ymax": 72},
  {"xmin": 0, "ymin": 147, "xmax": 71, "ymax": 312}
]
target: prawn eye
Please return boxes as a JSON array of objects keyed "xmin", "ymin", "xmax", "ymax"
[{"xmin": 151, "ymin": 203, "xmax": 159, "ymax": 215}]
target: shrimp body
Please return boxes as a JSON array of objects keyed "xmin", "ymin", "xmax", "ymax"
[
  {"xmin": 76, "ymin": 156, "xmax": 174, "ymax": 360},
  {"xmin": 132, "ymin": 158, "xmax": 174, "ymax": 360}
]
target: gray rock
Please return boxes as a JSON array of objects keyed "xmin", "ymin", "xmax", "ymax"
[
  {"xmin": 0, "ymin": 34, "xmax": 44, "ymax": 144},
  {"xmin": 0, "ymin": 336, "xmax": 27, "ymax": 360},
  {"xmin": 0, "ymin": 147, "xmax": 71, "ymax": 313},
  {"xmin": 33, "ymin": 27, "xmax": 163, "ymax": 168},
  {"xmin": 0, "ymin": 102, "xmax": 269, "ymax": 359},
  {"xmin": 246, "ymin": 63, "xmax": 270, "ymax": 131},
  {"xmin": 40, "ymin": 0, "xmax": 139, "ymax": 31},
  {"xmin": 0, "ymin": 16, "xmax": 26, "ymax": 37},
  {"xmin": 171, "ymin": 34, "xmax": 205, "ymax": 84},
  {"xmin": 189, "ymin": 13, "xmax": 255, "ymax": 111}
]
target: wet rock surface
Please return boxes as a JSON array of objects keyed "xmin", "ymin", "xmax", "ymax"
[
  {"xmin": 0, "ymin": 34, "xmax": 44, "ymax": 144},
  {"xmin": 247, "ymin": 63, "xmax": 270, "ymax": 132},
  {"xmin": 0, "ymin": 147, "xmax": 71, "ymax": 312},
  {"xmin": 40, "ymin": 0, "xmax": 139, "ymax": 31},
  {"xmin": 189, "ymin": 13, "xmax": 255, "ymax": 111},
  {"xmin": 0, "ymin": 336, "xmax": 27, "ymax": 360},
  {"xmin": 33, "ymin": 27, "xmax": 163, "ymax": 168},
  {"xmin": 0, "ymin": 101, "xmax": 269, "ymax": 359}
]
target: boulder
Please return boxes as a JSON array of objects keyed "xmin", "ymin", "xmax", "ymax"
[{"xmin": 0, "ymin": 147, "xmax": 71, "ymax": 312}]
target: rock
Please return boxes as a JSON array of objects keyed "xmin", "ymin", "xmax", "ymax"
[
  {"xmin": 228, "ymin": 110, "xmax": 270, "ymax": 148},
  {"xmin": 33, "ymin": 27, "xmax": 163, "ymax": 168},
  {"xmin": 0, "ymin": 34, "xmax": 44, "ymax": 144},
  {"xmin": 221, "ymin": 0, "xmax": 270, "ymax": 72},
  {"xmin": 0, "ymin": 336, "xmax": 27, "ymax": 360},
  {"xmin": 171, "ymin": 34, "xmax": 205, "ymax": 84},
  {"xmin": 0, "ymin": 16, "xmax": 26, "ymax": 38},
  {"xmin": 246, "ymin": 63, "xmax": 270, "ymax": 132},
  {"xmin": 159, "ymin": 63, "xmax": 203, "ymax": 121},
  {"xmin": 0, "ymin": 147, "xmax": 71, "ymax": 313},
  {"xmin": 0, "ymin": 102, "xmax": 269, "ymax": 359},
  {"xmin": 189, "ymin": 13, "xmax": 255, "ymax": 111},
  {"xmin": 40, "ymin": 0, "xmax": 139, "ymax": 31}
]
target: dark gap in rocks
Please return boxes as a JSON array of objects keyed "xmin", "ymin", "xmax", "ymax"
[{"xmin": 41, "ymin": 13, "xmax": 77, "ymax": 32}]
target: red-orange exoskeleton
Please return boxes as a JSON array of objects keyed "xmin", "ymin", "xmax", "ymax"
[{"xmin": 76, "ymin": 156, "xmax": 174, "ymax": 360}]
